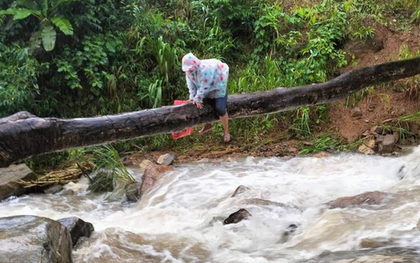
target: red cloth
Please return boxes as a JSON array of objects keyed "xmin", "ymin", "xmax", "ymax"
[{"xmin": 171, "ymin": 100, "xmax": 194, "ymax": 139}]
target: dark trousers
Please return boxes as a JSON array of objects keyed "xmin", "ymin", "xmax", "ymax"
[{"xmin": 204, "ymin": 93, "xmax": 228, "ymax": 117}]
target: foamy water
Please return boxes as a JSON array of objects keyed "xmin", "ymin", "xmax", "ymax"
[{"xmin": 2, "ymin": 147, "xmax": 420, "ymax": 262}]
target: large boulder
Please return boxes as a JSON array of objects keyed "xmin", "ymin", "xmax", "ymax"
[
  {"xmin": 326, "ymin": 191, "xmax": 388, "ymax": 209},
  {"xmin": 58, "ymin": 217, "xmax": 94, "ymax": 248},
  {"xmin": 0, "ymin": 164, "xmax": 38, "ymax": 201},
  {"xmin": 156, "ymin": 153, "xmax": 175, "ymax": 166},
  {"xmin": 139, "ymin": 159, "xmax": 155, "ymax": 169},
  {"xmin": 0, "ymin": 215, "xmax": 72, "ymax": 263},
  {"xmin": 44, "ymin": 184, "xmax": 64, "ymax": 195},
  {"xmin": 377, "ymin": 134, "xmax": 398, "ymax": 154},
  {"xmin": 358, "ymin": 144, "xmax": 375, "ymax": 155},
  {"xmin": 223, "ymin": 208, "xmax": 251, "ymax": 225},
  {"xmin": 125, "ymin": 182, "xmax": 142, "ymax": 202},
  {"xmin": 141, "ymin": 164, "xmax": 173, "ymax": 194}
]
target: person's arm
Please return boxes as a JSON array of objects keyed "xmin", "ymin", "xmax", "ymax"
[
  {"xmin": 193, "ymin": 69, "xmax": 212, "ymax": 104},
  {"xmin": 187, "ymin": 76, "xmax": 197, "ymax": 100}
]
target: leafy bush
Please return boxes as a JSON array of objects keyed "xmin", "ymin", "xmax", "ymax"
[
  {"xmin": 0, "ymin": 44, "xmax": 46, "ymax": 117},
  {"xmin": 300, "ymin": 135, "xmax": 341, "ymax": 154}
]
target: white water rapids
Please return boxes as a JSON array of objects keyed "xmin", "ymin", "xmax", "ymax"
[{"xmin": 3, "ymin": 147, "xmax": 420, "ymax": 262}]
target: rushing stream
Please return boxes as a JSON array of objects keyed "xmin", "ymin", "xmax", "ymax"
[{"xmin": 3, "ymin": 147, "xmax": 420, "ymax": 262}]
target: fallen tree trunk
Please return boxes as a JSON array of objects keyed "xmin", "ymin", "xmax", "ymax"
[{"xmin": 1, "ymin": 57, "xmax": 420, "ymax": 167}]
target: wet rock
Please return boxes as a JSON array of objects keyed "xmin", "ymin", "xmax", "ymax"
[
  {"xmin": 281, "ymin": 224, "xmax": 300, "ymax": 242},
  {"xmin": 284, "ymin": 224, "xmax": 298, "ymax": 237},
  {"xmin": 141, "ymin": 164, "xmax": 173, "ymax": 194},
  {"xmin": 398, "ymin": 165, "xmax": 406, "ymax": 180},
  {"xmin": 139, "ymin": 159, "xmax": 155, "ymax": 169},
  {"xmin": 378, "ymin": 134, "xmax": 397, "ymax": 154},
  {"xmin": 362, "ymin": 130, "xmax": 371, "ymax": 137},
  {"xmin": 225, "ymin": 156, "xmax": 237, "ymax": 162},
  {"xmin": 231, "ymin": 185, "xmax": 250, "ymax": 197},
  {"xmin": 409, "ymin": 123, "xmax": 420, "ymax": 136},
  {"xmin": 223, "ymin": 208, "xmax": 251, "ymax": 225},
  {"xmin": 58, "ymin": 217, "xmax": 94, "ymax": 248},
  {"xmin": 371, "ymin": 126, "xmax": 384, "ymax": 135},
  {"xmin": 0, "ymin": 164, "xmax": 38, "ymax": 201},
  {"xmin": 157, "ymin": 153, "xmax": 175, "ymax": 166},
  {"xmin": 326, "ymin": 191, "xmax": 388, "ymax": 209},
  {"xmin": 376, "ymin": 135, "xmax": 385, "ymax": 144},
  {"xmin": 287, "ymin": 223, "xmax": 298, "ymax": 232},
  {"xmin": 393, "ymin": 132, "xmax": 400, "ymax": 143},
  {"xmin": 360, "ymin": 238, "xmax": 392, "ymax": 249},
  {"xmin": 61, "ymin": 189, "xmax": 76, "ymax": 195},
  {"xmin": 358, "ymin": 144, "xmax": 375, "ymax": 155},
  {"xmin": 121, "ymin": 156, "xmax": 134, "ymax": 166},
  {"xmin": 125, "ymin": 182, "xmax": 142, "ymax": 202},
  {"xmin": 0, "ymin": 215, "xmax": 72, "ymax": 263},
  {"xmin": 352, "ymin": 107, "xmax": 363, "ymax": 117},
  {"xmin": 287, "ymin": 147, "xmax": 298, "ymax": 154},
  {"xmin": 313, "ymin": 151, "xmax": 329, "ymax": 158},
  {"xmin": 363, "ymin": 139, "xmax": 376, "ymax": 149},
  {"xmin": 44, "ymin": 184, "xmax": 64, "ymax": 195}
]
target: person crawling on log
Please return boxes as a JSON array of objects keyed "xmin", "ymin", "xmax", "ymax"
[{"xmin": 182, "ymin": 53, "xmax": 231, "ymax": 143}]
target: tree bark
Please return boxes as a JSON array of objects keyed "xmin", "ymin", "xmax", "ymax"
[{"xmin": 1, "ymin": 57, "xmax": 420, "ymax": 167}]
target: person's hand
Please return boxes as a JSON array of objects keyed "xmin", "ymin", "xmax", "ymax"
[
  {"xmin": 193, "ymin": 100, "xmax": 203, "ymax": 109},
  {"xmin": 188, "ymin": 98, "xmax": 194, "ymax": 103}
]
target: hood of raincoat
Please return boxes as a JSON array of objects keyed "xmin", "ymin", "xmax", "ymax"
[{"xmin": 182, "ymin": 53, "xmax": 201, "ymax": 72}]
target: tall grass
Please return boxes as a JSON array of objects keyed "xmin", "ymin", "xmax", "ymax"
[
  {"xmin": 89, "ymin": 145, "xmax": 136, "ymax": 193},
  {"xmin": 291, "ymin": 107, "xmax": 312, "ymax": 137}
]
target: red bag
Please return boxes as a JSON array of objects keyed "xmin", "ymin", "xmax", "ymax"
[{"xmin": 171, "ymin": 100, "xmax": 194, "ymax": 139}]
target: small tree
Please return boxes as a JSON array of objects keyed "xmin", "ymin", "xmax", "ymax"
[{"xmin": 0, "ymin": 0, "xmax": 76, "ymax": 51}]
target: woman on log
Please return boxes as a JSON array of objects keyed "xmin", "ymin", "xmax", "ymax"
[{"xmin": 182, "ymin": 53, "xmax": 231, "ymax": 142}]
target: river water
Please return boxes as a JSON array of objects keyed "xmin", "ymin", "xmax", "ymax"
[{"xmin": 2, "ymin": 148, "xmax": 420, "ymax": 262}]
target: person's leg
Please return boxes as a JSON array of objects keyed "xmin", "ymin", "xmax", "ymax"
[
  {"xmin": 220, "ymin": 113, "xmax": 229, "ymax": 135},
  {"xmin": 215, "ymin": 93, "xmax": 230, "ymax": 142},
  {"xmin": 199, "ymin": 123, "xmax": 213, "ymax": 134},
  {"xmin": 199, "ymin": 98, "xmax": 214, "ymax": 134}
]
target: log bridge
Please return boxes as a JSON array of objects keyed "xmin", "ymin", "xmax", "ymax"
[{"xmin": 1, "ymin": 57, "xmax": 420, "ymax": 167}]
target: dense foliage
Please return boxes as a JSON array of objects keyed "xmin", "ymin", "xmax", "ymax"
[{"xmin": 1, "ymin": 0, "xmax": 420, "ymax": 161}]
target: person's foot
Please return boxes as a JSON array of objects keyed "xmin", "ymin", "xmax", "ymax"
[
  {"xmin": 199, "ymin": 123, "xmax": 213, "ymax": 135},
  {"xmin": 224, "ymin": 133, "xmax": 231, "ymax": 143}
]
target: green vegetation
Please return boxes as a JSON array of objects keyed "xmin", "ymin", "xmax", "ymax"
[
  {"xmin": 300, "ymin": 135, "xmax": 363, "ymax": 155},
  {"xmin": 88, "ymin": 145, "xmax": 136, "ymax": 193},
  {"xmin": 2, "ymin": 0, "xmax": 420, "ymax": 165},
  {"xmin": 0, "ymin": 0, "xmax": 75, "ymax": 51},
  {"xmin": 345, "ymin": 86, "xmax": 375, "ymax": 108},
  {"xmin": 300, "ymin": 135, "xmax": 341, "ymax": 154}
]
